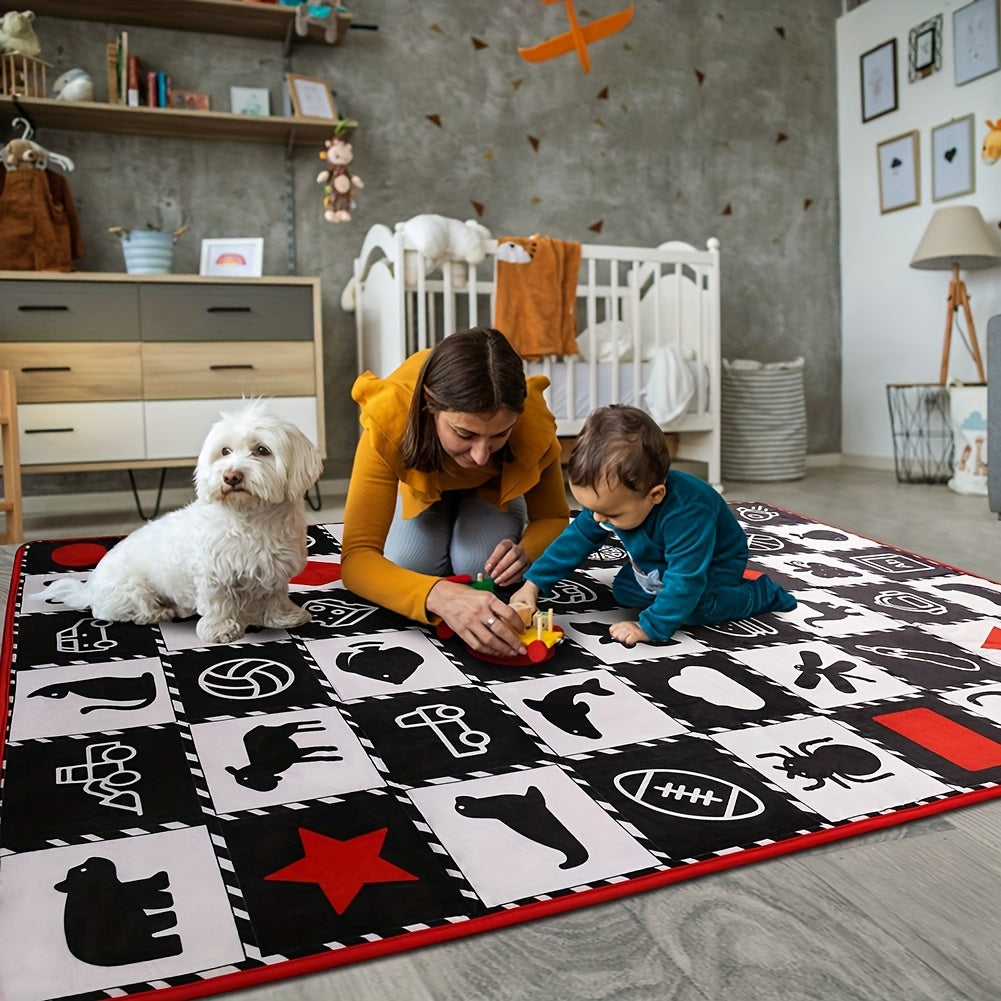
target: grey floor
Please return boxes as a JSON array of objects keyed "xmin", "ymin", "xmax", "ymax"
[{"xmin": 3, "ymin": 466, "xmax": 1000, "ymax": 1001}]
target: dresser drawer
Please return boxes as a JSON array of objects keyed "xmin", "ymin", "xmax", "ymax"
[
  {"xmin": 139, "ymin": 284, "xmax": 315, "ymax": 341},
  {"xmin": 145, "ymin": 397, "xmax": 319, "ymax": 459},
  {"xmin": 141, "ymin": 341, "xmax": 315, "ymax": 399},
  {"xmin": 0, "ymin": 342, "xmax": 142, "ymax": 402},
  {"xmin": 0, "ymin": 282, "xmax": 139, "ymax": 341},
  {"xmin": 19, "ymin": 402, "xmax": 146, "ymax": 464}
]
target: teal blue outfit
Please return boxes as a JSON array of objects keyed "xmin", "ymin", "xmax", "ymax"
[{"xmin": 525, "ymin": 469, "xmax": 796, "ymax": 642}]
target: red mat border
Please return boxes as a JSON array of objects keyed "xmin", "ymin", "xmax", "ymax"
[{"xmin": 2, "ymin": 521, "xmax": 1001, "ymax": 1001}]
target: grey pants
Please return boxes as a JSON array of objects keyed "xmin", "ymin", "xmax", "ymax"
[{"xmin": 383, "ymin": 490, "xmax": 528, "ymax": 578}]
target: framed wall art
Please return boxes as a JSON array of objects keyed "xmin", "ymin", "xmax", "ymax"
[
  {"xmin": 953, "ymin": 0, "xmax": 1000, "ymax": 85},
  {"xmin": 908, "ymin": 14, "xmax": 942, "ymax": 81},
  {"xmin": 199, "ymin": 238, "xmax": 264, "ymax": 278},
  {"xmin": 285, "ymin": 73, "xmax": 337, "ymax": 119},
  {"xmin": 860, "ymin": 39, "xmax": 898, "ymax": 123},
  {"xmin": 877, "ymin": 131, "xmax": 920, "ymax": 214},
  {"xmin": 931, "ymin": 115, "xmax": 975, "ymax": 202},
  {"xmin": 230, "ymin": 86, "xmax": 270, "ymax": 116}
]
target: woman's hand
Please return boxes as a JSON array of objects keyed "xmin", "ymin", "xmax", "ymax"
[
  {"xmin": 484, "ymin": 538, "xmax": 529, "ymax": 587},
  {"xmin": 609, "ymin": 620, "xmax": 650, "ymax": 647},
  {"xmin": 426, "ymin": 579, "xmax": 527, "ymax": 657}
]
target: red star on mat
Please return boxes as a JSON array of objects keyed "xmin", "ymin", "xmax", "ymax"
[
  {"xmin": 266, "ymin": 827, "xmax": 418, "ymax": 915},
  {"xmin": 982, "ymin": 626, "xmax": 1001, "ymax": 650},
  {"xmin": 290, "ymin": 560, "xmax": 342, "ymax": 586}
]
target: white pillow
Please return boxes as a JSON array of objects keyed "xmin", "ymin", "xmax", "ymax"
[{"xmin": 576, "ymin": 319, "xmax": 636, "ymax": 361}]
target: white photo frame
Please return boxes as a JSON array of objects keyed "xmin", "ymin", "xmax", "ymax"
[
  {"xmin": 860, "ymin": 38, "xmax": 897, "ymax": 123},
  {"xmin": 285, "ymin": 73, "xmax": 337, "ymax": 119},
  {"xmin": 932, "ymin": 115, "xmax": 975, "ymax": 202},
  {"xmin": 230, "ymin": 86, "xmax": 270, "ymax": 117},
  {"xmin": 199, "ymin": 238, "xmax": 264, "ymax": 278},
  {"xmin": 877, "ymin": 131, "xmax": 920, "ymax": 214},
  {"xmin": 953, "ymin": 0, "xmax": 1000, "ymax": 86}
]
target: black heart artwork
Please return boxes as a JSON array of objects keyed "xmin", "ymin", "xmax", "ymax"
[{"xmin": 944, "ymin": 147, "xmax": 957, "ymax": 162}]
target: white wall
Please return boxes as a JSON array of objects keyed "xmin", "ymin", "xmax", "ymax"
[{"xmin": 837, "ymin": 0, "xmax": 1001, "ymax": 465}]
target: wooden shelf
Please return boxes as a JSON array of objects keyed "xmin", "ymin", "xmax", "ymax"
[
  {"xmin": 0, "ymin": 95, "xmax": 338, "ymax": 146},
  {"xmin": 27, "ymin": 0, "xmax": 351, "ymax": 45}
]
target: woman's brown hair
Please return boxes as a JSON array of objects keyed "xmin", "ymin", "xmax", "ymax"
[{"xmin": 400, "ymin": 327, "xmax": 528, "ymax": 472}]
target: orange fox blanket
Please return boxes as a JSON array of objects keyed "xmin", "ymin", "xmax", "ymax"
[{"xmin": 494, "ymin": 235, "xmax": 582, "ymax": 359}]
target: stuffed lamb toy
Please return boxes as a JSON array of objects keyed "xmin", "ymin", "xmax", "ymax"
[{"xmin": 396, "ymin": 214, "xmax": 492, "ymax": 289}]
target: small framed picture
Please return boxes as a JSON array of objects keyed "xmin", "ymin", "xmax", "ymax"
[
  {"xmin": 931, "ymin": 115, "xmax": 975, "ymax": 202},
  {"xmin": 877, "ymin": 131, "xmax": 920, "ymax": 214},
  {"xmin": 199, "ymin": 238, "xmax": 264, "ymax": 278},
  {"xmin": 953, "ymin": 0, "xmax": 1000, "ymax": 85},
  {"xmin": 908, "ymin": 14, "xmax": 942, "ymax": 81},
  {"xmin": 230, "ymin": 86, "xmax": 270, "ymax": 116},
  {"xmin": 285, "ymin": 73, "xmax": 337, "ymax": 119},
  {"xmin": 860, "ymin": 38, "xmax": 897, "ymax": 123}
]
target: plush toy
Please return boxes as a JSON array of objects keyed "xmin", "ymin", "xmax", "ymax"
[
  {"xmin": 278, "ymin": 0, "xmax": 345, "ymax": 44},
  {"xmin": 0, "ymin": 10, "xmax": 41, "ymax": 58},
  {"xmin": 396, "ymin": 213, "xmax": 492, "ymax": 288},
  {"xmin": 983, "ymin": 118, "xmax": 1001, "ymax": 165},
  {"xmin": 2, "ymin": 137, "xmax": 73, "ymax": 173},
  {"xmin": 317, "ymin": 134, "xmax": 363, "ymax": 222},
  {"xmin": 51, "ymin": 67, "xmax": 93, "ymax": 101}
]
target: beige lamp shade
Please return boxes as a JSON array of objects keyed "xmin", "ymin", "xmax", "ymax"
[{"xmin": 910, "ymin": 205, "xmax": 1001, "ymax": 270}]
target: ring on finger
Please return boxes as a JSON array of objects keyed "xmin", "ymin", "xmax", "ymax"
[{"xmin": 485, "ymin": 616, "xmax": 496, "ymax": 628}]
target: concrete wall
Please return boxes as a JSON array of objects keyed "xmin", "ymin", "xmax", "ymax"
[
  {"xmin": 11, "ymin": 0, "xmax": 843, "ymax": 493},
  {"xmin": 837, "ymin": 0, "xmax": 1001, "ymax": 466}
]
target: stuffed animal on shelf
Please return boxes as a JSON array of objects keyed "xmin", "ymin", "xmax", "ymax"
[
  {"xmin": 51, "ymin": 67, "xmax": 93, "ymax": 101},
  {"xmin": 396, "ymin": 213, "xmax": 492, "ymax": 288},
  {"xmin": 983, "ymin": 118, "xmax": 1001, "ymax": 165},
  {"xmin": 278, "ymin": 0, "xmax": 346, "ymax": 44},
  {"xmin": 317, "ymin": 134, "xmax": 363, "ymax": 222},
  {"xmin": 0, "ymin": 9, "xmax": 41, "ymax": 57}
]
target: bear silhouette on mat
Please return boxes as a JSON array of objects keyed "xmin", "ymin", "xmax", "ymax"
[{"xmin": 55, "ymin": 856, "xmax": 182, "ymax": 966}]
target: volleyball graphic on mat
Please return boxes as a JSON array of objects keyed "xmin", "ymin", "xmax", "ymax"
[{"xmin": 198, "ymin": 659, "xmax": 295, "ymax": 699}]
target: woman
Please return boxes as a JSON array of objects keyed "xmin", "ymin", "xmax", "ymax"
[{"xmin": 341, "ymin": 327, "xmax": 570, "ymax": 657}]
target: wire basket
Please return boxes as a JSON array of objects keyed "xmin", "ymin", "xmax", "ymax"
[{"xmin": 886, "ymin": 383, "xmax": 954, "ymax": 484}]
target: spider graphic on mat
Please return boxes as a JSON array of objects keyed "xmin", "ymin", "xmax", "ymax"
[{"xmin": 757, "ymin": 736, "xmax": 892, "ymax": 791}]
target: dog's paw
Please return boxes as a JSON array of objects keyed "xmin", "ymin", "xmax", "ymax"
[
  {"xmin": 264, "ymin": 605, "xmax": 312, "ymax": 629},
  {"xmin": 196, "ymin": 617, "xmax": 245, "ymax": 645}
]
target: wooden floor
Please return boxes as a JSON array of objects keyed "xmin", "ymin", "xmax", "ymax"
[{"xmin": 2, "ymin": 466, "xmax": 1000, "ymax": 1001}]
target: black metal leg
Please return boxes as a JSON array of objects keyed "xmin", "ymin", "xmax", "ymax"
[
  {"xmin": 127, "ymin": 468, "xmax": 167, "ymax": 521},
  {"xmin": 305, "ymin": 480, "xmax": 322, "ymax": 512}
]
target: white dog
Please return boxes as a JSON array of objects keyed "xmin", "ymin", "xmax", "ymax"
[{"xmin": 47, "ymin": 402, "xmax": 323, "ymax": 644}]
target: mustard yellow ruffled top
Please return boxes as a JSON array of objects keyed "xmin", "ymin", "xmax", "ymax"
[{"xmin": 341, "ymin": 350, "xmax": 570, "ymax": 623}]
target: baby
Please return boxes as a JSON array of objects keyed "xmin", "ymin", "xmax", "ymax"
[{"xmin": 509, "ymin": 405, "xmax": 796, "ymax": 645}]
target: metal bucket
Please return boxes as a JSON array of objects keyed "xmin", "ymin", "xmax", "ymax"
[{"xmin": 120, "ymin": 230, "xmax": 174, "ymax": 275}]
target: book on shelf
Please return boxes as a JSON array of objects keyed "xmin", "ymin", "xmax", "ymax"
[
  {"xmin": 105, "ymin": 41, "xmax": 118, "ymax": 104},
  {"xmin": 126, "ymin": 53, "xmax": 142, "ymax": 106}
]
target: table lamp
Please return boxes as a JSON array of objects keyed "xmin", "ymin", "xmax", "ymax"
[{"xmin": 910, "ymin": 205, "xmax": 1001, "ymax": 384}]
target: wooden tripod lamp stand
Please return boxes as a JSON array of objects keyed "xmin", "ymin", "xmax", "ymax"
[{"xmin": 910, "ymin": 205, "xmax": 1001, "ymax": 385}]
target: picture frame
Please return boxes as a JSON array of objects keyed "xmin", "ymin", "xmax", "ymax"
[
  {"xmin": 860, "ymin": 38, "xmax": 898, "ymax": 123},
  {"xmin": 908, "ymin": 14, "xmax": 942, "ymax": 81},
  {"xmin": 199, "ymin": 238, "xmax": 264, "ymax": 278},
  {"xmin": 230, "ymin": 85, "xmax": 270, "ymax": 117},
  {"xmin": 953, "ymin": 0, "xmax": 1000, "ymax": 85},
  {"xmin": 931, "ymin": 115, "xmax": 975, "ymax": 202},
  {"xmin": 877, "ymin": 131, "xmax": 920, "ymax": 214},
  {"xmin": 285, "ymin": 73, "xmax": 337, "ymax": 119}
]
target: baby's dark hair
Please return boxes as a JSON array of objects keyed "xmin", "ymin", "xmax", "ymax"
[{"xmin": 567, "ymin": 405, "xmax": 670, "ymax": 494}]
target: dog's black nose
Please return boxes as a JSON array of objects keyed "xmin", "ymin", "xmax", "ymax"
[{"xmin": 224, "ymin": 471, "xmax": 243, "ymax": 488}]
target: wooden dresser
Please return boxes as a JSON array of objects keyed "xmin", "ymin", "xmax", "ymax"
[{"xmin": 0, "ymin": 272, "xmax": 325, "ymax": 472}]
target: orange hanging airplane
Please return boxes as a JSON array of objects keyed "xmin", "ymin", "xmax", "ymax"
[{"xmin": 518, "ymin": 0, "xmax": 634, "ymax": 74}]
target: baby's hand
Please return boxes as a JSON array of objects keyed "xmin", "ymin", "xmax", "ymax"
[
  {"xmin": 507, "ymin": 581, "xmax": 539, "ymax": 617},
  {"xmin": 609, "ymin": 620, "xmax": 650, "ymax": 647}
]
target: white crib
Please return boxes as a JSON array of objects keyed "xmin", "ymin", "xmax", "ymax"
[{"xmin": 350, "ymin": 223, "xmax": 722, "ymax": 488}]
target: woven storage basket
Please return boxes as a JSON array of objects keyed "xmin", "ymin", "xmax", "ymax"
[{"xmin": 721, "ymin": 357, "xmax": 806, "ymax": 481}]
